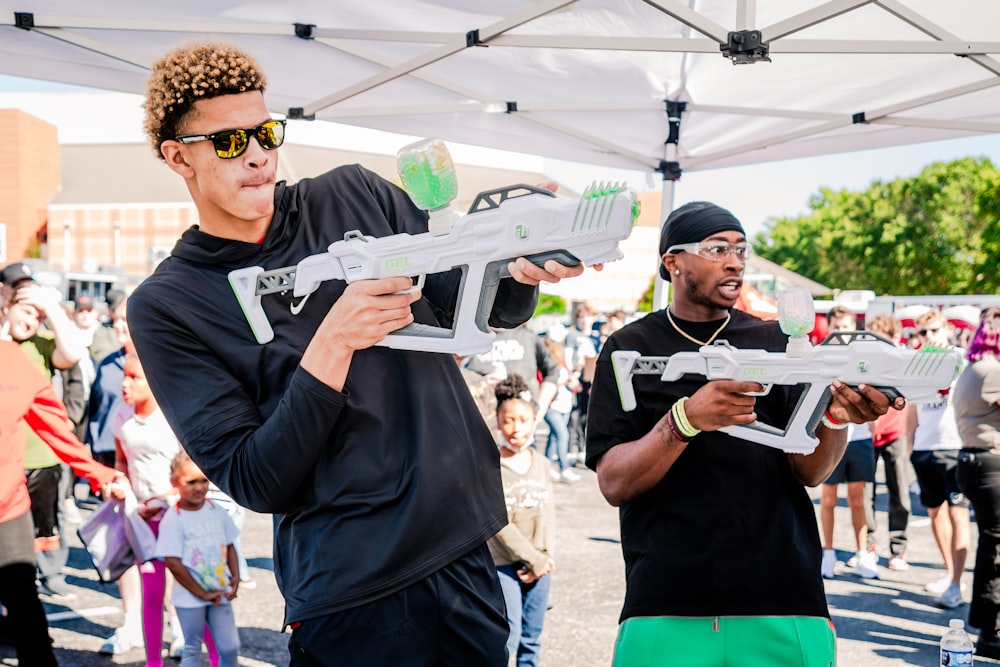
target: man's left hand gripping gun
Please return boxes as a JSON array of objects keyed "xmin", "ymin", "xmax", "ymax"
[
  {"xmin": 611, "ymin": 331, "xmax": 962, "ymax": 454},
  {"xmin": 229, "ymin": 182, "xmax": 638, "ymax": 355}
]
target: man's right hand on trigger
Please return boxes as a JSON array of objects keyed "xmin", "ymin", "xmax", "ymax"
[
  {"xmin": 685, "ymin": 380, "xmax": 764, "ymax": 432},
  {"xmin": 325, "ymin": 277, "xmax": 421, "ymax": 351},
  {"xmin": 301, "ymin": 276, "xmax": 420, "ymax": 391}
]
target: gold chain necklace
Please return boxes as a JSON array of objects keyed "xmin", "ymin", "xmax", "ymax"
[{"xmin": 666, "ymin": 308, "xmax": 731, "ymax": 346}]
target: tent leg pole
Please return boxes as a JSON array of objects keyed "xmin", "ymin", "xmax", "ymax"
[{"xmin": 652, "ymin": 100, "xmax": 685, "ymax": 312}]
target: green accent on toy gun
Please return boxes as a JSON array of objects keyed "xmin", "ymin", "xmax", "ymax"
[
  {"xmin": 582, "ymin": 181, "xmax": 641, "ymax": 224},
  {"xmin": 384, "ymin": 257, "xmax": 410, "ymax": 271}
]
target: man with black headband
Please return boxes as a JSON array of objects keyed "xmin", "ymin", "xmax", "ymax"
[{"xmin": 586, "ymin": 201, "xmax": 906, "ymax": 665}]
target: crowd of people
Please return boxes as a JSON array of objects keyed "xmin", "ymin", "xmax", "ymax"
[
  {"xmin": 0, "ymin": 261, "xmax": 249, "ymax": 665},
  {"xmin": 4, "ymin": 37, "xmax": 1000, "ymax": 667},
  {"xmin": 806, "ymin": 300, "xmax": 1000, "ymax": 659}
]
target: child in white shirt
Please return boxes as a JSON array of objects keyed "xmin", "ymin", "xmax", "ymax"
[{"xmin": 155, "ymin": 451, "xmax": 241, "ymax": 667}]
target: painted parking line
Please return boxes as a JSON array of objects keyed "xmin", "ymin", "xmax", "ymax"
[{"xmin": 46, "ymin": 606, "xmax": 120, "ymax": 623}]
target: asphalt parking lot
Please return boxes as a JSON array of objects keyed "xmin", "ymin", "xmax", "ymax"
[{"xmin": 5, "ymin": 458, "xmax": 996, "ymax": 666}]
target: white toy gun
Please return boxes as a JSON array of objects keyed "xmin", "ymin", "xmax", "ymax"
[
  {"xmin": 611, "ymin": 331, "xmax": 962, "ymax": 454},
  {"xmin": 229, "ymin": 181, "xmax": 638, "ymax": 354}
]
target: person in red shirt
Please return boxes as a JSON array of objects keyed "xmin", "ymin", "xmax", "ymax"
[
  {"xmin": 0, "ymin": 339, "xmax": 119, "ymax": 667},
  {"xmin": 866, "ymin": 314, "xmax": 913, "ymax": 572}
]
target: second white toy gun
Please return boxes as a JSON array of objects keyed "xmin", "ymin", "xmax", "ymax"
[
  {"xmin": 230, "ymin": 182, "xmax": 638, "ymax": 354},
  {"xmin": 611, "ymin": 331, "xmax": 962, "ymax": 454}
]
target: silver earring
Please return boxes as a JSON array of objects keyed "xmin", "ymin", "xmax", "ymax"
[{"xmin": 675, "ymin": 269, "xmax": 680, "ymax": 275}]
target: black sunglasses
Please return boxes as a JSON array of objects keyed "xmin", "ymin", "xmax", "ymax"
[
  {"xmin": 917, "ymin": 327, "xmax": 942, "ymax": 336},
  {"xmin": 175, "ymin": 119, "xmax": 285, "ymax": 159}
]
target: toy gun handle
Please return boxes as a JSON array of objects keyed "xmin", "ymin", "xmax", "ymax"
[
  {"xmin": 720, "ymin": 382, "xmax": 830, "ymax": 453},
  {"xmin": 379, "ymin": 239, "xmax": 584, "ymax": 354},
  {"xmin": 378, "ymin": 261, "xmax": 497, "ymax": 355},
  {"xmin": 724, "ymin": 383, "xmax": 906, "ymax": 452}
]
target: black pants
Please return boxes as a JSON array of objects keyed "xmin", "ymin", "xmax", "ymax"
[
  {"xmin": 26, "ymin": 464, "xmax": 70, "ymax": 587},
  {"xmin": 866, "ymin": 437, "xmax": 911, "ymax": 556},
  {"xmin": 958, "ymin": 448, "xmax": 1000, "ymax": 635},
  {"xmin": 288, "ymin": 543, "xmax": 508, "ymax": 667},
  {"xmin": 0, "ymin": 512, "xmax": 58, "ymax": 667}
]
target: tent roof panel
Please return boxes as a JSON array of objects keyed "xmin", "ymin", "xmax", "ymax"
[{"xmin": 2, "ymin": 0, "xmax": 997, "ymax": 173}]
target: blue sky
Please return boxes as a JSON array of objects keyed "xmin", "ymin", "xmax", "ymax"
[{"xmin": 3, "ymin": 73, "xmax": 999, "ymax": 238}]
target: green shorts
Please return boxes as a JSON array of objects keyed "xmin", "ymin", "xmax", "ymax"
[{"xmin": 612, "ymin": 615, "xmax": 836, "ymax": 667}]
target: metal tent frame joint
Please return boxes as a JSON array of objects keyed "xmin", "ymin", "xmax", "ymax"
[
  {"xmin": 287, "ymin": 107, "xmax": 315, "ymax": 121},
  {"xmin": 665, "ymin": 100, "xmax": 687, "ymax": 145},
  {"xmin": 657, "ymin": 160, "xmax": 682, "ymax": 182},
  {"xmin": 721, "ymin": 30, "xmax": 770, "ymax": 64},
  {"xmin": 14, "ymin": 12, "xmax": 34, "ymax": 30},
  {"xmin": 293, "ymin": 23, "xmax": 315, "ymax": 40}
]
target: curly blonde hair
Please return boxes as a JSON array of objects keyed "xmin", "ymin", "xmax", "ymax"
[{"xmin": 143, "ymin": 42, "xmax": 267, "ymax": 160}]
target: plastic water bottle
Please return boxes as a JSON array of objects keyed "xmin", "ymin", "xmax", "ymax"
[
  {"xmin": 941, "ymin": 618, "xmax": 974, "ymax": 666},
  {"xmin": 777, "ymin": 287, "xmax": 815, "ymax": 357}
]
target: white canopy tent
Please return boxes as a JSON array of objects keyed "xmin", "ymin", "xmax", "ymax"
[
  {"xmin": 4, "ymin": 1, "xmax": 998, "ymax": 174},
  {"xmin": 3, "ymin": 0, "xmax": 999, "ymax": 305}
]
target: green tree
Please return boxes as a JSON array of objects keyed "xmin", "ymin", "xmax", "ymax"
[
  {"xmin": 754, "ymin": 157, "xmax": 1000, "ymax": 294},
  {"xmin": 637, "ymin": 276, "xmax": 657, "ymax": 312},
  {"xmin": 977, "ymin": 170, "xmax": 1000, "ymax": 288},
  {"xmin": 533, "ymin": 293, "xmax": 567, "ymax": 317}
]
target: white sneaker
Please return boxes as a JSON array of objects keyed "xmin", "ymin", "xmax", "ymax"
[
  {"xmin": 169, "ymin": 613, "xmax": 184, "ymax": 659},
  {"xmin": 821, "ymin": 549, "xmax": 836, "ymax": 579},
  {"xmin": 98, "ymin": 628, "xmax": 140, "ymax": 656},
  {"xmin": 936, "ymin": 582, "xmax": 965, "ymax": 609},
  {"xmin": 62, "ymin": 498, "xmax": 82, "ymax": 525},
  {"xmin": 888, "ymin": 555, "xmax": 909, "ymax": 571},
  {"xmin": 847, "ymin": 546, "xmax": 877, "ymax": 569},
  {"xmin": 855, "ymin": 550, "xmax": 880, "ymax": 579},
  {"xmin": 38, "ymin": 578, "xmax": 77, "ymax": 602},
  {"xmin": 925, "ymin": 574, "xmax": 952, "ymax": 595},
  {"xmin": 558, "ymin": 469, "xmax": 581, "ymax": 483},
  {"xmin": 169, "ymin": 635, "xmax": 185, "ymax": 659}
]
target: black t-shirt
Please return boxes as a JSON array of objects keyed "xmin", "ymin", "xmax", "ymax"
[{"xmin": 586, "ymin": 309, "xmax": 829, "ymax": 621}]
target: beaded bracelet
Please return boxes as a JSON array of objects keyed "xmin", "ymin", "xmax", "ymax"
[
  {"xmin": 671, "ymin": 397, "xmax": 701, "ymax": 439},
  {"xmin": 664, "ymin": 410, "xmax": 691, "ymax": 443},
  {"xmin": 820, "ymin": 409, "xmax": 848, "ymax": 431}
]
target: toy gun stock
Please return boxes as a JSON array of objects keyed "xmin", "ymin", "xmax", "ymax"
[
  {"xmin": 611, "ymin": 331, "xmax": 962, "ymax": 454},
  {"xmin": 230, "ymin": 182, "xmax": 638, "ymax": 354}
]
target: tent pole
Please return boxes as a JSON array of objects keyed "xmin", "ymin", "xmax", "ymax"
[
  {"xmin": 651, "ymin": 164, "xmax": 676, "ymax": 312},
  {"xmin": 652, "ymin": 100, "xmax": 685, "ymax": 312}
]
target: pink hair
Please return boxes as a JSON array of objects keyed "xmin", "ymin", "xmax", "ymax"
[{"xmin": 967, "ymin": 308, "xmax": 1000, "ymax": 361}]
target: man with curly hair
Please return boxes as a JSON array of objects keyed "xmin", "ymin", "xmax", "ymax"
[{"xmin": 127, "ymin": 42, "xmax": 586, "ymax": 666}]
